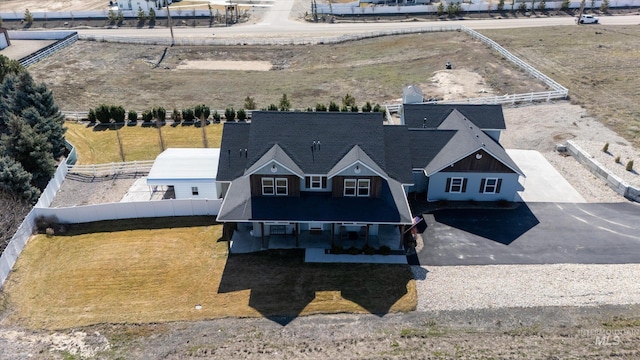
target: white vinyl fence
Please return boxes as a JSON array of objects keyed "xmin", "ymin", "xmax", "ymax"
[{"xmin": 8, "ymin": 31, "xmax": 79, "ymax": 67}]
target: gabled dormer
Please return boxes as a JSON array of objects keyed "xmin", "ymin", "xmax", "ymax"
[{"xmin": 245, "ymin": 144, "xmax": 304, "ymax": 197}]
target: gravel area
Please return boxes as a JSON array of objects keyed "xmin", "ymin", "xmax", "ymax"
[
  {"xmin": 576, "ymin": 140, "xmax": 640, "ymax": 187},
  {"xmin": 412, "ymin": 264, "xmax": 640, "ymax": 312},
  {"xmin": 49, "ymin": 176, "xmax": 138, "ymax": 208}
]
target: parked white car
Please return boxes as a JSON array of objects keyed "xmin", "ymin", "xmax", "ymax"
[{"xmin": 577, "ymin": 14, "xmax": 600, "ymax": 24}]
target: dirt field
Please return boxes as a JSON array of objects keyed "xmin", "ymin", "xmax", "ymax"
[{"xmin": 0, "ymin": 0, "xmax": 107, "ymax": 13}]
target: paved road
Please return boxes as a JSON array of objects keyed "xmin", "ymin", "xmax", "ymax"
[
  {"xmin": 74, "ymin": 13, "xmax": 640, "ymax": 41},
  {"xmin": 413, "ymin": 202, "xmax": 640, "ymax": 266}
]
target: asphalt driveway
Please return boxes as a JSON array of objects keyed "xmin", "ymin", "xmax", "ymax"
[{"xmin": 413, "ymin": 202, "xmax": 640, "ymax": 265}]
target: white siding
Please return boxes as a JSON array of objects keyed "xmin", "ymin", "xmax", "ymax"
[
  {"xmin": 332, "ymin": 163, "xmax": 380, "ymax": 178},
  {"xmin": 427, "ymin": 172, "xmax": 521, "ymax": 202},
  {"xmin": 252, "ymin": 161, "xmax": 298, "ymax": 176},
  {"xmin": 174, "ymin": 181, "xmax": 218, "ymax": 199}
]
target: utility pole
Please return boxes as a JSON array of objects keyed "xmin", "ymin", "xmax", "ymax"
[{"xmin": 166, "ymin": 2, "xmax": 175, "ymax": 45}]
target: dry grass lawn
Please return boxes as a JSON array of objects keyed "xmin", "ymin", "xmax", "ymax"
[
  {"xmin": 2, "ymin": 218, "xmax": 416, "ymax": 330},
  {"xmin": 65, "ymin": 122, "xmax": 224, "ymax": 164}
]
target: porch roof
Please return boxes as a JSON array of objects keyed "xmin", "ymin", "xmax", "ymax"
[{"xmin": 217, "ymin": 176, "xmax": 413, "ymax": 224}]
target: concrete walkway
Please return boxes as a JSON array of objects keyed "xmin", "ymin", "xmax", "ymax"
[{"xmin": 507, "ymin": 149, "xmax": 586, "ymax": 203}]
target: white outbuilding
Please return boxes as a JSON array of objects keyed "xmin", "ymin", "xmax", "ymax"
[{"xmin": 147, "ymin": 148, "xmax": 221, "ymax": 199}]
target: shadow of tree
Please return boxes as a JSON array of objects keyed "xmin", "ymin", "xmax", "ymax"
[{"xmin": 218, "ymin": 250, "xmax": 414, "ymax": 325}]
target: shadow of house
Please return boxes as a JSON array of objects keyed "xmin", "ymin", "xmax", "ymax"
[
  {"xmin": 432, "ymin": 203, "xmax": 539, "ymax": 245},
  {"xmin": 217, "ymin": 250, "xmax": 413, "ymax": 326}
]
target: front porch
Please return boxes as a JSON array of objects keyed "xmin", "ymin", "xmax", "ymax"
[{"xmin": 230, "ymin": 223, "xmax": 405, "ymax": 254}]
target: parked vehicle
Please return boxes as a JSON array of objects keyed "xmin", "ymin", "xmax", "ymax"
[{"xmin": 577, "ymin": 14, "xmax": 599, "ymax": 24}]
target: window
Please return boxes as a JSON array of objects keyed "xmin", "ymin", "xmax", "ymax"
[
  {"xmin": 309, "ymin": 176, "xmax": 324, "ymax": 189},
  {"xmin": 262, "ymin": 177, "xmax": 287, "ymax": 196},
  {"xmin": 481, "ymin": 178, "xmax": 502, "ymax": 194},
  {"xmin": 262, "ymin": 178, "xmax": 274, "ymax": 195},
  {"xmin": 191, "ymin": 187, "xmax": 199, "ymax": 196},
  {"xmin": 446, "ymin": 177, "xmax": 466, "ymax": 193},
  {"xmin": 275, "ymin": 178, "xmax": 288, "ymax": 195},
  {"xmin": 344, "ymin": 179, "xmax": 357, "ymax": 196},
  {"xmin": 344, "ymin": 179, "xmax": 370, "ymax": 197},
  {"xmin": 357, "ymin": 179, "xmax": 370, "ymax": 197}
]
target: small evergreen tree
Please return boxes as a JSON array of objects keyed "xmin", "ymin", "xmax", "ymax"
[
  {"xmin": 538, "ymin": 0, "xmax": 546, "ymax": 11},
  {"xmin": 497, "ymin": 0, "xmax": 505, "ymax": 11},
  {"xmin": 519, "ymin": 2, "xmax": 527, "ymax": 11},
  {"xmin": 244, "ymin": 96, "xmax": 257, "ymax": 110},
  {"xmin": 328, "ymin": 101, "xmax": 339, "ymax": 112},
  {"xmin": 0, "ymin": 155, "xmax": 40, "ymax": 203},
  {"xmin": 137, "ymin": 6, "xmax": 146, "ymax": 21},
  {"xmin": 182, "ymin": 108, "xmax": 195, "ymax": 121},
  {"xmin": 237, "ymin": 109, "xmax": 247, "ymax": 122},
  {"xmin": 342, "ymin": 93, "xmax": 356, "ymax": 108},
  {"xmin": 194, "ymin": 104, "xmax": 210, "ymax": 120},
  {"xmin": 600, "ymin": 0, "xmax": 609, "ymax": 12},
  {"xmin": 602, "ymin": 142, "xmax": 609, "ymax": 153},
  {"xmin": 148, "ymin": 7, "xmax": 156, "ymax": 22},
  {"xmin": 108, "ymin": 9, "xmax": 118, "ymax": 24},
  {"xmin": 171, "ymin": 108, "xmax": 181, "ymax": 122},
  {"xmin": 153, "ymin": 106, "xmax": 166, "ymax": 121},
  {"xmin": 279, "ymin": 93, "xmax": 291, "ymax": 111},
  {"xmin": 142, "ymin": 109, "xmax": 154, "ymax": 121},
  {"xmin": 561, "ymin": 0, "xmax": 570, "ymax": 11},
  {"xmin": 626, "ymin": 160, "xmax": 634, "ymax": 171},
  {"xmin": 117, "ymin": 10, "xmax": 124, "ymax": 24},
  {"xmin": 87, "ymin": 108, "xmax": 97, "ymax": 123},
  {"xmin": 351, "ymin": 105, "xmax": 359, "ymax": 112},
  {"xmin": 267, "ymin": 103, "xmax": 278, "ymax": 111},
  {"xmin": 24, "ymin": 9, "xmax": 34, "ymax": 25},
  {"xmin": 316, "ymin": 103, "xmax": 327, "ymax": 112},
  {"xmin": 373, "ymin": 103, "xmax": 382, "ymax": 112},
  {"xmin": 110, "ymin": 105, "xmax": 126, "ymax": 124},
  {"xmin": 362, "ymin": 101, "xmax": 372, "ymax": 112},
  {"xmin": 128, "ymin": 110, "xmax": 138, "ymax": 122},
  {"xmin": 95, "ymin": 104, "xmax": 112, "ymax": 124},
  {"xmin": 341, "ymin": 105, "xmax": 349, "ymax": 112},
  {"xmin": 212, "ymin": 111, "xmax": 221, "ymax": 123},
  {"xmin": 225, "ymin": 107, "xmax": 236, "ymax": 121},
  {"xmin": 437, "ymin": 2, "xmax": 445, "ymax": 15}
]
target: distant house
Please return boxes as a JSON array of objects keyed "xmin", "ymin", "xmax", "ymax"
[
  {"xmin": 116, "ymin": 0, "xmax": 172, "ymax": 12},
  {"xmin": 0, "ymin": 28, "xmax": 10, "ymax": 50},
  {"xmin": 214, "ymin": 104, "xmax": 523, "ymax": 250},
  {"xmin": 147, "ymin": 148, "xmax": 221, "ymax": 199}
]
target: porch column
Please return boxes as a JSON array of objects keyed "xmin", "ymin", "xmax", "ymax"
[
  {"xmin": 261, "ymin": 222, "xmax": 265, "ymax": 249},
  {"xmin": 365, "ymin": 224, "xmax": 370, "ymax": 246},
  {"xmin": 331, "ymin": 223, "xmax": 335, "ymax": 247},
  {"xmin": 295, "ymin": 223, "xmax": 299, "ymax": 247},
  {"xmin": 399, "ymin": 225, "xmax": 405, "ymax": 250}
]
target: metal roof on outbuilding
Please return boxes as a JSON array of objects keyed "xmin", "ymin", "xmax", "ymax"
[{"xmin": 147, "ymin": 148, "xmax": 220, "ymax": 184}]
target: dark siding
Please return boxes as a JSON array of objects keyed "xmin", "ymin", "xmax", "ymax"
[
  {"xmin": 251, "ymin": 174, "xmax": 299, "ymax": 197},
  {"xmin": 332, "ymin": 176, "xmax": 381, "ymax": 198},
  {"xmin": 440, "ymin": 149, "xmax": 514, "ymax": 173}
]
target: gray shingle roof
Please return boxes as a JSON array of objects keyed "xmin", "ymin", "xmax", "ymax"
[
  {"xmin": 402, "ymin": 103, "xmax": 506, "ymax": 130},
  {"xmin": 216, "ymin": 122, "xmax": 251, "ymax": 181}
]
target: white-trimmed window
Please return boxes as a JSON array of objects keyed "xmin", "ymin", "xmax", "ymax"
[
  {"xmin": 480, "ymin": 178, "xmax": 502, "ymax": 194},
  {"xmin": 262, "ymin": 178, "xmax": 274, "ymax": 195},
  {"xmin": 447, "ymin": 177, "xmax": 466, "ymax": 193},
  {"xmin": 357, "ymin": 179, "xmax": 370, "ymax": 197},
  {"xmin": 344, "ymin": 179, "xmax": 357, "ymax": 196},
  {"xmin": 275, "ymin": 178, "xmax": 288, "ymax": 195},
  {"xmin": 310, "ymin": 176, "xmax": 324, "ymax": 189},
  {"xmin": 191, "ymin": 186, "xmax": 199, "ymax": 196}
]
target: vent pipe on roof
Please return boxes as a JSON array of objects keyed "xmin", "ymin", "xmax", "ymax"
[
  {"xmin": 423, "ymin": 117, "xmax": 427, "ymax": 128},
  {"xmin": 245, "ymin": 148, "xmax": 248, "ymax": 158}
]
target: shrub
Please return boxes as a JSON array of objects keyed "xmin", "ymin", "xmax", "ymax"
[
  {"xmin": 171, "ymin": 108, "xmax": 181, "ymax": 122},
  {"xmin": 267, "ymin": 103, "xmax": 278, "ymax": 111},
  {"xmin": 87, "ymin": 108, "xmax": 97, "ymax": 123},
  {"xmin": 560, "ymin": 0, "xmax": 570, "ymax": 10},
  {"xmin": 600, "ymin": 0, "xmax": 609, "ymax": 12},
  {"xmin": 128, "ymin": 110, "xmax": 138, "ymax": 122},
  {"xmin": 342, "ymin": 93, "xmax": 356, "ymax": 108},
  {"xmin": 110, "ymin": 105, "xmax": 126, "ymax": 123},
  {"xmin": 141, "ymin": 109, "xmax": 153, "ymax": 122},
  {"xmin": 373, "ymin": 103, "xmax": 382, "ymax": 112},
  {"xmin": 315, "ymin": 103, "xmax": 327, "ymax": 112},
  {"xmin": 518, "ymin": 2, "xmax": 527, "ymax": 11},
  {"xmin": 626, "ymin": 160, "xmax": 634, "ymax": 171},
  {"xmin": 108, "ymin": 9, "xmax": 118, "ymax": 24},
  {"xmin": 212, "ymin": 111, "xmax": 221, "ymax": 123},
  {"xmin": 363, "ymin": 245, "xmax": 376, "ymax": 255},
  {"xmin": 328, "ymin": 101, "xmax": 339, "ymax": 112},
  {"xmin": 244, "ymin": 96, "xmax": 257, "ymax": 110},
  {"xmin": 94, "ymin": 104, "xmax": 111, "ymax": 124},
  {"xmin": 35, "ymin": 215, "xmax": 59, "ymax": 234},
  {"xmin": 148, "ymin": 7, "xmax": 156, "ymax": 22},
  {"xmin": 182, "ymin": 108, "xmax": 195, "ymax": 121},
  {"xmin": 497, "ymin": 0, "xmax": 505, "ymax": 11},
  {"xmin": 362, "ymin": 101, "xmax": 372, "ymax": 112},
  {"xmin": 137, "ymin": 6, "xmax": 146, "ymax": 21},
  {"xmin": 437, "ymin": 2, "xmax": 444, "ymax": 15},
  {"xmin": 194, "ymin": 104, "xmax": 210, "ymax": 120},
  {"xmin": 379, "ymin": 245, "xmax": 391, "ymax": 255},
  {"xmin": 341, "ymin": 105, "xmax": 349, "ymax": 112},
  {"xmin": 537, "ymin": 0, "xmax": 546, "ymax": 11},
  {"xmin": 351, "ymin": 105, "xmax": 359, "ymax": 112},
  {"xmin": 602, "ymin": 142, "xmax": 609, "ymax": 153},
  {"xmin": 225, "ymin": 107, "xmax": 236, "ymax": 121},
  {"xmin": 153, "ymin": 106, "xmax": 166, "ymax": 121},
  {"xmin": 237, "ymin": 108, "xmax": 247, "ymax": 121},
  {"xmin": 347, "ymin": 246, "xmax": 360, "ymax": 255},
  {"xmin": 615, "ymin": 156, "xmax": 621, "ymax": 164},
  {"xmin": 331, "ymin": 244, "xmax": 344, "ymax": 254}
]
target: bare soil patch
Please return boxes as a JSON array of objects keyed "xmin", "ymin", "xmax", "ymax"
[
  {"xmin": 0, "ymin": 0, "xmax": 107, "ymax": 12},
  {"xmin": 176, "ymin": 60, "xmax": 273, "ymax": 71}
]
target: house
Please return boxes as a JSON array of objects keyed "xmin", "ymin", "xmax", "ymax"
[
  {"xmin": 402, "ymin": 104, "xmax": 524, "ymax": 201},
  {"xmin": 116, "ymin": 0, "xmax": 172, "ymax": 12},
  {"xmin": 215, "ymin": 111, "xmax": 415, "ymax": 249},
  {"xmin": 147, "ymin": 148, "xmax": 221, "ymax": 199},
  {"xmin": 214, "ymin": 104, "xmax": 523, "ymax": 252}
]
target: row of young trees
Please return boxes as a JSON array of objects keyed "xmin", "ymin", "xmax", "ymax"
[
  {"xmin": 437, "ymin": 0, "xmax": 609, "ymax": 14},
  {"xmin": 86, "ymin": 93, "xmax": 383, "ymax": 124}
]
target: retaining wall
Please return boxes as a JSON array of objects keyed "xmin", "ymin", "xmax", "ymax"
[{"xmin": 566, "ymin": 140, "xmax": 640, "ymax": 202}]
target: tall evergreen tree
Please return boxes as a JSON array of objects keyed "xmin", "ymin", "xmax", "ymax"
[
  {"xmin": 0, "ymin": 155, "xmax": 40, "ymax": 203},
  {"xmin": 0, "ymin": 55, "xmax": 24, "ymax": 83}
]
